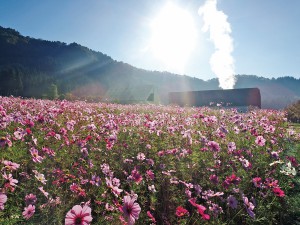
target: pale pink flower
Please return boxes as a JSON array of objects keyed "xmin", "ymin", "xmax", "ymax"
[
  {"xmin": 242, "ymin": 195, "xmax": 255, "ymax": 218},
  {"xmin": 255, "ymin": 136, "xmax": 266, "ymax": 146},
  {"xmin": 3, "ymin": 160, "xmax": 20, "ymax": 171},
  {"xmin": 227, "ymin": 142, "xmax": 236, "ymax": 153},
  {"xmin": 38, "ymin": 186, "xmax": 49, "ymax": 198},
  {"xmin": 65, "ymin": 205, "xmax": 93, "ymax": 225},
  {"xmin": 22, "ymin": 204, "xmax": 35, "ymax": 220},
  {"xmin": 34, "ymin": 172, "xmax": 47, "ymax": 184},
  {"xmin": 148, "ymin": 185, "xmax": 156, "ymax": 192},
  {"xmin": 14, "ymin": 130, "xmax": 24, "ymax": 140},
  {"xmin": 105, "ymin": 203, "xmax": 115, "ymax": 211},
  {"xmin": 30, "ymin": 148, "xmax": 43, "ymax": 163},
  {"xmin": 112, "ymin": 186, "xmax": 123, "ymax": 197},
  {"xmin": 136, "ymin": 152, "xmax": 145, "ymax": 161},
  {"xmin": 0, "ymin": 193, "xmax": 8, "ymax": 210},
  {"xmin": 3, "ymin": 173, "xmax": 18, "ymax": 187}
]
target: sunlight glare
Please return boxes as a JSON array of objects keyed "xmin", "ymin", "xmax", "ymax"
[{"xmin": 149, "ymin": 2, "xmax": 197, "ymax": 74}]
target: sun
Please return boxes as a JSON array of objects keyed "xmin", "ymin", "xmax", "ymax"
[{"xmin": 148, "ymin": 2, "xmax": 197, "ymax": 74}]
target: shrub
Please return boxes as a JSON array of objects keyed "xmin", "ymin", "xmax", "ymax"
[{"xmin": 286, "ymin": 100, "xmax": 300, "ymax": 123}]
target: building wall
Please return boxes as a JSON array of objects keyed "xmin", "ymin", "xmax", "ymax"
[{"xmin": 168, "ymin": 88, "xmax": 261, "ymax": 108}]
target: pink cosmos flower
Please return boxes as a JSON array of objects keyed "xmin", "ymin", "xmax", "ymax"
[
  {"xmin": 146, "ymin": 170, "xmax": 155, "ymax": 180},
  {"xmin": 70, "ymin": 183, "xmax": 79, "ymax": 193},
  {"xmin": 240, "ymin": 157, "xmax": 252, "ymax": 169},
  {"xmin": 22, "ymin": 204, "xmax": 35, "ymax": 220},
  {"xmin": 25, "ymin": 193, "xmax": 37, "ymax": 206},
  {"xmin": 106, "ymin": 177, "xmax": 123, "ymax": 197},
  {"xmin": 112, "ymin": 186, "xmax": 123, "ymax": 197},
  {"xmin": 0, "ymin": 193, "xmax": 8, "ymax": 210},
  {"xmin": 65, "ymin": 205, "xmax": 93, "ymax": 225},
  {"xmin": 105, "ymin": 203, "xmax": 115, "ymax": 211},
  {"xmin": 176, "ymin": 206, "xmax": 189, "ymax": 217},
  {"xmin": 207, "ymin": 141, "xmax": 220, "ymax": 152},
  {"xmin": 131, "ymin": 168, "xmax": 143, "ymax": 184},
  {"xmin": 3, "ymin": 160, "xmax": 20, "ymax": 171},
  {"xmin": 122, "ymin": 195, "xmax": 141, "ymax": 225},
  {"xmin": 3, "ymin": 173, "xmax": 18, "ymax": 191},
  {"xmin": 255, "ymin": 136, "xmax": 266, "ymax": 146},
  {"xmin": 30, "ymin": 148, "xmax": 43, "ymax": 163}
]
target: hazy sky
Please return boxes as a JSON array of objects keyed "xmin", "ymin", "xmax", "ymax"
[{"xmin": 1, "ymin": 0, "xmax": 299, "ymax": 81}]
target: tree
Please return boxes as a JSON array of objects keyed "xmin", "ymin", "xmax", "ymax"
[{"xmin": 48, "ymin": 83, "xmax": 59, "ymax": 100}]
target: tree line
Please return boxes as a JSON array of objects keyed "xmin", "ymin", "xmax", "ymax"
[{"xmin": 0, "ymin": 25, "xmax": 299, "ymax": 108}]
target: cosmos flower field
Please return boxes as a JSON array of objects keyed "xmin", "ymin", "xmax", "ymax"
[{"xmin": 0, "ymin": 96, "xmax": 299, "ymax": 224}]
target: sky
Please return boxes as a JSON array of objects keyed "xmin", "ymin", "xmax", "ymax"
[{"xmin": 1, "ymin": 0, "xmax": 300, "ymax": 82}]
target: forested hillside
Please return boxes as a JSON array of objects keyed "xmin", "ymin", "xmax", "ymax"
[{"xmin": 0, "ymin": 26, "xmax": 299, "ymax": 108}]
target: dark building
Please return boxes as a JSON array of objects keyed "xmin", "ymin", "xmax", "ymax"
[{"xmin": 169, "ymin": 88, "xmax": 261, "ymax": 109}]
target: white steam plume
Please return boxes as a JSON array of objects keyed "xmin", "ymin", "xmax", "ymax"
[{"xmin": 198, "ymin": 0, "xmax": 236, "ymax": 89}]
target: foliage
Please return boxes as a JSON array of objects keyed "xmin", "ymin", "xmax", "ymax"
[
  {"xmin": 47, "ymin": 84, "xmax": 59, "ymax": 100},
  {"xmin": 286, "ymin": 100, "xmax": 300, "ymax": 123},
  {"xmin": 0, "ymin": 96, "xmax": 300, "ymax": 224},
  {"xmin": 1, "ymin": 26, "xmax": 300, "ymax": 108}
]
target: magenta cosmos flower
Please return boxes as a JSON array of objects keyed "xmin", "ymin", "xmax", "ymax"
[
  {"xmin": 122, "ymin": 195, "xmax": 141, "ymax": 225},
  {"xmin": 273, "ymin": 187, "xmax": 285, "ymax": 197},
  {"xmin": 189, "ymin": 198, "xmax": 210, "ymax": 220},
  {"xmin": 176, "ymin": 206, "xmax": 189, "ymax": 217},
  {"xmin": 65, "ymin": 205, "xmax": 93, "ymax": 225}
]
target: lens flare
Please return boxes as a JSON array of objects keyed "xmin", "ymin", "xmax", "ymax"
[{"xmin": 149, "ymin": 2, "xmax": 197, "ymax": 74}]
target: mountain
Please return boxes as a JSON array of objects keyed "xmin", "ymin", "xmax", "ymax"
[{"xmin": 0, "ymin": 25, "xmax": 299, "ymax": 108}]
